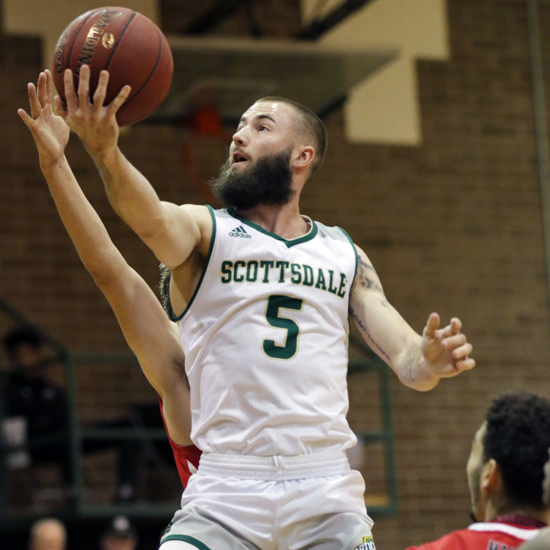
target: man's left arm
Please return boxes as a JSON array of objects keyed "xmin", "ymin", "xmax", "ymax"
[{"xmin": 349, "ymin": 245, "xmax": 475, "ymax": 391}]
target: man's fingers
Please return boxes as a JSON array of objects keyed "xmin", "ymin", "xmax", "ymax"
[
  {"xmin": 450, "ymin": 317, "xmax": 462, "ymax": 335},
  {"xmin": 28, "ymin": 83, "xmax": 41, "ymax": 119},
  {"xmin": 93, "ymin": 70, "xmax": 110, "ymax": 110},
  {"xmin": 423, "ymin": 312, "xmax": 440, "ymax": 339},
  {"xmin": 439, "ymin": 319, "xmax": 463, "ymax": 340},
  {"xmin": 17, "ymin": 108, "xmax": 35, "ymax": 129},
  {"xmin": 37, "ymin": 72, "xmax": 48, "ymax": 109},
  {"xmin": 456, "ymin": 358, "xmax": 476, "ymax": 372},
  {"xmin": 64, "ymin": 69, "xmax": 78, "ymax": 112},
  {"xmin": 108, "ymin": 84, "xmax": 132, "ymax": 115},
  {"xmin": 453, "ymin": 342, "xmax": 473, "ymax": 360},
  {"xmin": 77, "ymin": 64, "xmax": 91, "ymax": 108},
  {"xmin": 45, "ymin": 69, "xmax": 53, "ymax": 104},
  {"xmin": 442, "ymin": 334, "xmax": 466, "ymax": 350}
]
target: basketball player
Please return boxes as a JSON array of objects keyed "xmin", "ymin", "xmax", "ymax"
[
  {"xmin": 406, "ymin": 392, "xmax": 550, "ymax": 550},
  {"xmin": 519, "ymin": 451, "xmax": 550, "ymax": 549},
  {"xmin": 44, "ymin": 65, "xmax": 474, "ymax": 549},
  {"xmin": 17, "ymin": 71, "xmax": 200, "ymax": 489}
]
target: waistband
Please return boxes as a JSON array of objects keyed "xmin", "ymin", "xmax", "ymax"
[{"xmin": 197, "ymin": 450, "xmax": 350, "ymax": 481}]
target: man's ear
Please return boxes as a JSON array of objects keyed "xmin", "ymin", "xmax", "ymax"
[
  {"xmin": 481, "ymin": 459, "xmax": 501, "ymax": 497},
  {"xmin": 292, "ymin": 146, "xmax": 315, "ymax": 173}
]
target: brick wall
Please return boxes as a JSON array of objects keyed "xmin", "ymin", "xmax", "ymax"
[{"xmin": 2, "ymin": 0, "xmax": 550, "ymax": 547}]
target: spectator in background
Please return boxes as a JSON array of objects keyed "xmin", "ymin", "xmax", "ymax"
[
  {"xmin": 29, "ymin": 518, "xmax": 67, "ymax": 550},
  {"xmin": 1, "ymin": 327, "xmax": 141, "ymax": 503},
  {"xmin": 406, "ymin": 392, "xmax": 550, "ymax": 550},
  {"xmin": 1, "ymin": 328, "xmax": 72, "ymax": 498},
  {"xmin": 100, "ymin": 516, "xmax": 138, "ymax": 550}
]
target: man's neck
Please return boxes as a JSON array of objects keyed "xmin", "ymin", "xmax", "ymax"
[
  {"xmin": 236, "ymin": 199, "xmax": 309, "ymax": 241},
  {"xmin": 484, "ymin": 503, "xmax": 549, "ymax": 526}
]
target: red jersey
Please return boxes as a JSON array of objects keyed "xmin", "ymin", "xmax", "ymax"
[
  {"xmin": 406, "ymin": 517, "xmax": 545, "ymax": 550},
  {"xmin": 158, "ymin": 397, "xmax": 202, "ymax": 488}
]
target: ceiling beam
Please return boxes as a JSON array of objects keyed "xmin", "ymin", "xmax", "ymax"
[
  {"xmin": 298, "ymin": 0, "xmax": 375, "ymax": 40},
  {"xmin": 182, "ymin": 0, "xmax": 251, "ymax": 35}
]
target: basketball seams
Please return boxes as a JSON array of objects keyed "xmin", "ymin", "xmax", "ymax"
[
  {"xmin": 104, "ymin": 11, "xmax": 138, "ymax": 73},
  {"xmin": 120, "ymin": 28, "xmax": 164, "ymax": 112},
  {"xmin": 66, "ymin": 10, "xmax": 100, "ymax": 82},
  {"xmin": 55, "ymin": 8, "xmax": 173, "ymax": 126}
]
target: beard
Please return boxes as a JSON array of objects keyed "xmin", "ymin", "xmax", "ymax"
[{"xmin": 210, "ymin": 148, "xmax": 295, "ymax": 210}]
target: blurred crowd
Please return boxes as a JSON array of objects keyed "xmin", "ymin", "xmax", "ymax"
[{"xmin": 28, "ymin": 515, "xmax": 138, "ymax": 550}]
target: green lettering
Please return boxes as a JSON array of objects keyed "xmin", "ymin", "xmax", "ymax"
[
  {"xmin": 234, "ymin": 260, "xmax": 246, "ymax": 283},
  {"xmin": 290, "ymin": 263, "xmax": 302, "ymax": 284},
  {"xmin": 263, "ymin": 295, "xmax": 303, "ymax": 360},
  {"xmin": 246, "ymin": 260, "xmax": 259, "ymax": 282},
  {"xmin": 315, "ymin": 268, "xmax": 327, "ymax": 291},
  {"xmin": 260, "ymin": 260, "xmax": 275, "ymax": 283},
  {"xmin": 303, "ymin": 265, "xmax": 314, "ymax": 286},
  {"xmin": 276, "ymin": 261, "xmax": 290, "ymax": 283},
  {"xmin": 328, "ymin": 270, "xmax": 338, "ymax": 294},
  {"xmin": 337, "ymin": 273, "xmax": 348, "ymax": 298},
  {"xmin": 221, "ymin": 261, "xmax": 233, "ymax": 283}
]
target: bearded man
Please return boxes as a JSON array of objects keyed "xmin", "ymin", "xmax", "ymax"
[{"xmin": 31, "ymin": 65, "xmax": 476, "ymax": 550}]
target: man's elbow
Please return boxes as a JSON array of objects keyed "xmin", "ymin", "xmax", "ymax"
[{"xmin": 84, "ymin": 254, "xmax": 125, "ymax": 288}]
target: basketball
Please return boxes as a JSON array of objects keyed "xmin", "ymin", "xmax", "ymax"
[{"xmin": 52, "ymin": 7, "xmax": 173, "ymax": 126}]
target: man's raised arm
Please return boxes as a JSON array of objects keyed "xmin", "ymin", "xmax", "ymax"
[
  {"xmin": 18, "ymin": 70, "xmax": 191, "ymax": 445},
  {"xmin": 54, "ymin": 65, "xmax": 209, "ymax": 269},
  {"xmin": 349, "ymin": 245, "xmax": 475, "ymax": 391}
]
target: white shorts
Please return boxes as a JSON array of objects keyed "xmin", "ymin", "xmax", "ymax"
[{"xmin": 160, "ymin": 451, "xmax": 375, "ymax": 550}]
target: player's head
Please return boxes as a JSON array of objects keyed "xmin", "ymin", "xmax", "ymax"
[
  {"xmin": 466, "ymin": 392, "xmax": 550, "ymax": 522},
  {"xmin": 100, "ymin": 516, "xmax": 137, "ymax": 550},
  {"xmin": 29, "ymin": 518, "xmax": 66, "ymax": 550},
  {"xmin": 211, "ymin": 97, "xmax": 327, "ymax": 210},
  {"xmin": 3, "ymin": 326, "xmax": 44, "ymax": 368}
]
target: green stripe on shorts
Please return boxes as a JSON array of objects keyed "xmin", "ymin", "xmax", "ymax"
[{"xmin": 162, "ymin": 535, "xmax": 213, "ymax": 550}]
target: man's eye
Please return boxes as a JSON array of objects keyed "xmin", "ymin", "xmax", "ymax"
[{"xmin": 259, "ymin": 125, "xmax": 268, "ymax": 131}]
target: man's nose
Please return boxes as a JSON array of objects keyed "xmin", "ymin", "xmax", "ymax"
[{"xmin": 232, "ymin": 128, "xmax": 249, "ymax": 147}]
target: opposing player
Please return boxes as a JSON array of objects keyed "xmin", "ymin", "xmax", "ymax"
[
  {"xmin": 406, "ymin": 392, "xmax": 550, "ymax": 550},
  {"xmin": 17, "ymin": 71, "xmax": 201, "ymax": 489},
  {"xmin": 49, "ymin": 65, "xmax": 474, "ymax": 549},
  {"xmin": 519, "ymin": 450, "xmax": 550, "ymax": 549}
]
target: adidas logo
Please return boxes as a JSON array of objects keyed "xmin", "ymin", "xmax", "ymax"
[{"xmin": 229, "ymin": 226, "xmax": 251, "ymax": 238}]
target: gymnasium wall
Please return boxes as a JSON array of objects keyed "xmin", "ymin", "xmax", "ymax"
[{"xmin": 2, "ymin": 0, "xmax": 550, "ymax": 547}]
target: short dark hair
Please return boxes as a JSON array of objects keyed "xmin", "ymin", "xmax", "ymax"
[
  {"xmin": 2, "ymin": 327, "xmax": 43, "ymax": 355},
  {"xmin": 255, "ymin": 96, "xmax": 328, "ymax": 173},
  {"xmin": 482, "ymin": 392, "xmax": 550, "ymax": 509}
]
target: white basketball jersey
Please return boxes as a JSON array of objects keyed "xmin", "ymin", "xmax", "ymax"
[{"xmin": 172, "ymin": 207, "xmax": 358, "ymax": 456}]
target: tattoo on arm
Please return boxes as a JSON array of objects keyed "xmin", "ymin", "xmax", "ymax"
[
  {"xmin": 357, "ymin": 255, "xmax": 384, "ymax": 294},
  {"xmin": 401, "ymin": 342, "xmax": 420, "ymax": 385},
  {"xmin": 350, "ymin": 306, "xmax": 391, "ymax": 363},
  {"xmin": 402, "ymin": 356, "xmax": 416, "ymax": 384}
]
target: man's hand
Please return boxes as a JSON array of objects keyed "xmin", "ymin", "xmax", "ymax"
[
  {"xmin": 55, "ymin": 65, "xmax": 131, "ymax": 162},
  {"xmin": 420, "ymin": 313, "xmax": 475, "ymax": 378},
  {"xmin": 18, "ymin": 70, "xmax": 70, "ymax": 168}
]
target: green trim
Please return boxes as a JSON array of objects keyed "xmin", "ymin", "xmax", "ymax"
[
  {"xmin": 162, "ymin": 535, "xmax": 213, "ymax": 550},
  {"xmin": 338, "ymin": 227, "xmax": 358, "ymax": 287},
  {"xmin": 227, "ymin": 208, "xmax": 318, "ymax": 248},
  {"xmin": 169, "ymin": 205, "xmax": 217, "ymax": 322}
]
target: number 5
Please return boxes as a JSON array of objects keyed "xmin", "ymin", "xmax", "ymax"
[{"xmin": 263, "ymin": 295, "xmax": 304, "ymax": 360}]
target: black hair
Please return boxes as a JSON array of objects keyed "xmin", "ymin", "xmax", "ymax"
[
  {"xmin": 159, "ymin": 263, "xmax": 172, "ymax": 317},
  {"xmin": 255, "ymin": 96, "xmax": 328, "ymax": 173},
  {"xmin": 483, "ymin": 392, "xmax": 550, "ymax": 509},
  {"xmin": 2, "ymin": 327, "xmax": 43, "ymax": 355}
]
